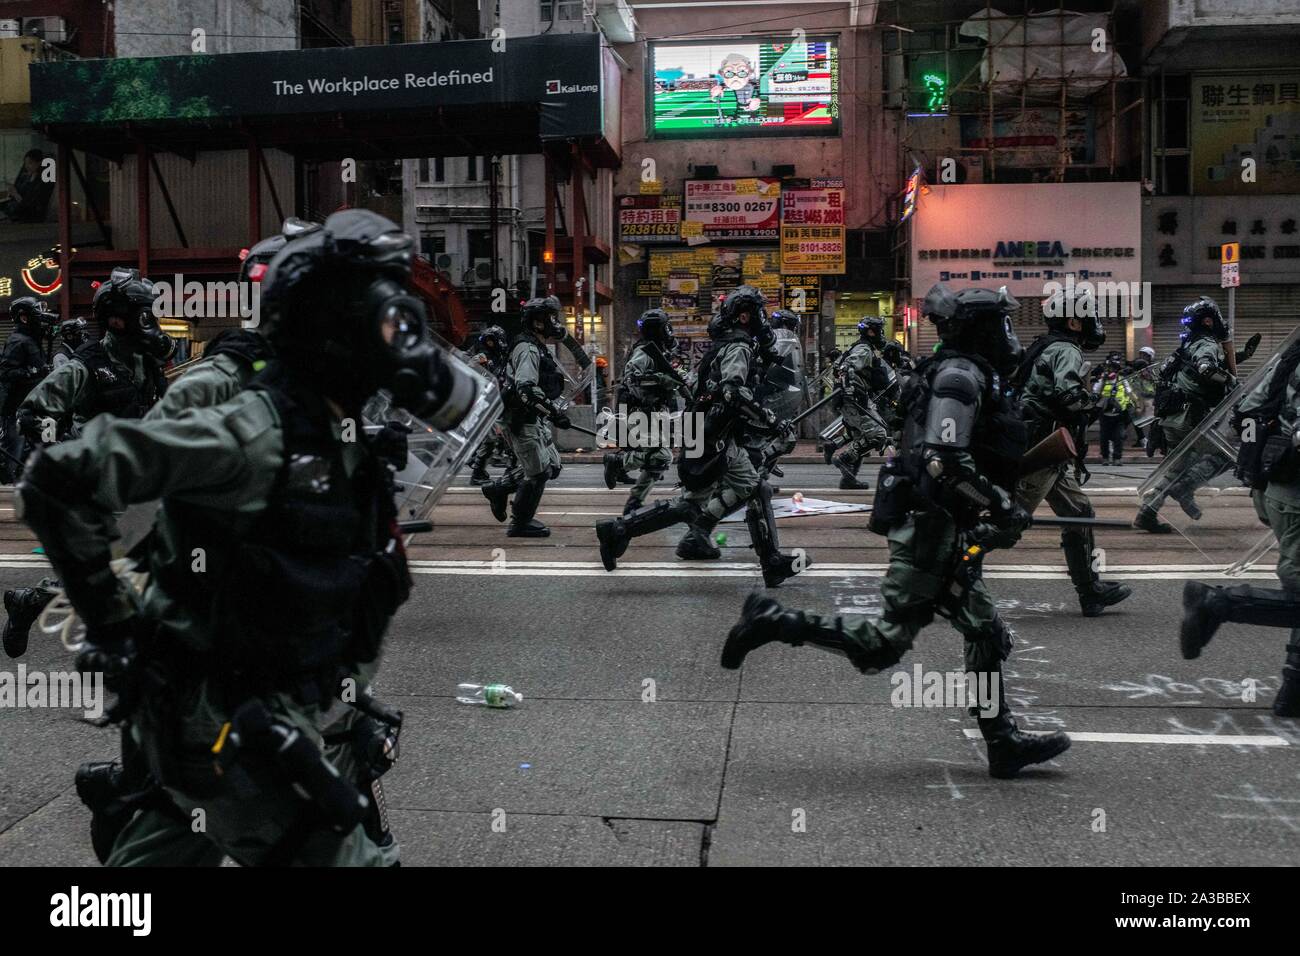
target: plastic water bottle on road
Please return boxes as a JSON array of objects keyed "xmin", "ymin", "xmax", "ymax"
[{"xmin": 456, "ymin": 683, "xmax": 523, "ymax": 708}]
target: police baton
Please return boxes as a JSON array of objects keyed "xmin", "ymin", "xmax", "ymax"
[
  {"xmin": 786, "ymin": 387, "xmax": 845, "ymax": 429},
  {"xmin": 1028, "ymin": 515, "xmax": 1133, "ymax": 530}
]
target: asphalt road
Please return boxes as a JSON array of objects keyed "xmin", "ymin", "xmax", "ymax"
[{"xmin": 1, "ymin": 460, "xmax": 1297, "ymax": 866}]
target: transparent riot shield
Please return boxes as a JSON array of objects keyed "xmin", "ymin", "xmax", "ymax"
[
  {"xmin": 364, "ymin": 353, "xmax": 503, "ymax": 523},
  {"xmin": 1138, "ymin": 327, "xmax": 1300, "ymax": 556},
  {"xmin": 1225, "ymin": 528, "xmax": 1278, "ymax": 577}
]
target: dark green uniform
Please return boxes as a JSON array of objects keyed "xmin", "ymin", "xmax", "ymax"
[
  {"xmin": 20, "ymin": 331, "xmax": 162, "ymax": 440},
  {"xmin": 19, "ymin": 367, "xmax": 406, "ymax": 866},
  {"xmin": 613, "ymin": 341, "xmax": 680, "ymax": 505},
  {"xmin": 1015, "ymin": 335, "xmax": 1131, "ymax": 615}
]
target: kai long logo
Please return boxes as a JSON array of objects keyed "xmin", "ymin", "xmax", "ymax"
[
  {"xmin": 50, "ymin": 886, "xmax": 152, "ymax": 936},
  {"xmin": 545, "ymin": 79, "xmax": 598, "ymax": 95}
]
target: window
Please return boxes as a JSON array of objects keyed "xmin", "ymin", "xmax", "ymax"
[
  {"xmin": 541, "ymin": 1, "xmax": 584, "ymax": 23},
  {"xmin": 417, "ymin": 158, "xmax": 445, "ymax": 183},
  {"xmin": 433, "ymin": 156, "xmax": 445, "ymax": 182},
  {"xmin": 418, "ymin": 158, "xmax": 429, "ymax": 183},
  {"xmin": 421, "ymin": 232, "xmax": 447, "ymax": 261},
  {"xmin": 466, "ymin": 156, "xmax": 486, "ymax": 181}
]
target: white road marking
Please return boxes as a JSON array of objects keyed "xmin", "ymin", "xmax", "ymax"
[
  {"xmin": 961, "ymin": 729, "xmax": 1290, "ymax": 746},
  {"xmin": 400, "ymin": 559, "xmax": 1276, "ymax": 580}
]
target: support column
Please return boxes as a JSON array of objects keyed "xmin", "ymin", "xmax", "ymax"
[
  {"xmin": 248, "ymin": 140, "xmax": 262, "ymax": 245},
  {"xmin": 136, "ymin": 143, "xmax": 150, "ymax": 275},
  {"xmin": 56, "ymin": 143, "xmax": 71, "ymax": 320},
  {"xmin": 544, "ymin": 151, "xmax": 556, "ymax": 293}
]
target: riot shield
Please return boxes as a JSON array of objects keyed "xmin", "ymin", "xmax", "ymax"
[
  {"xmin": 363, "ymin": 349, "xmax": 503, "ymax": 522},
  {"xmin": 1138, "ymin": 326, "xmax": 1300, "ymax": 545},
  {"xmin": 1225, "ymin": 528, "xmax": 1278, "ymax": 577},
  {"xmin": 1138, "ymin": 329, "xmax": 1300, "ymax": 556}
]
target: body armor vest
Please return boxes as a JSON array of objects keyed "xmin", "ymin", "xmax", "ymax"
[
  {"xmin": 74, "ymin": 340, "xmax": 162, "ymax": 420},
  {"xmin": 901, "ymin": 351, "xmax": 1027, "ymax": 521},
  {"xmin": 151, "ymin": 366, "xmax": 407, "ymax": 703}
]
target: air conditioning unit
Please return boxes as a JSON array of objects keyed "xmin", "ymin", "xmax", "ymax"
[
  {"xmin": 22, "ymin": 17, "xmax": 68, "ymax": 44},
  {"xmin": 433, "ymin": 252, "xmax": 458, "ymax": 280},
  {"xmin": 465, "ymin": 258, "xmax": 493, "ymax": 286}
]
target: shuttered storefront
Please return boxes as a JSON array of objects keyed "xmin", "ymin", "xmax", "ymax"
[{"xmin": 1148, "ymin": 284, "xmax": 1300, "ymax": 377}]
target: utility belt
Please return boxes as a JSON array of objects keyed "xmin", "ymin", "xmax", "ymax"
[
  {"xmin": 1153, "ymin": 385, "xmax": 1186, "ymax": 418},
  {"xmin": 1236, "ymin": 418, "xmax": 1300, "ymax": 489}
]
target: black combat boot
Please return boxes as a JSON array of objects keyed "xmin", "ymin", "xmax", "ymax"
[
  {"xmin": 676, "ymin": 521, "xmax": 722, "ymax": 560},
  {"xmin": 822, "ymin": 442, "xmax": 836, "ymax": 465},
  {"xmin": 1276, "ymin": 642, "xmax": 1300, "ymax": 717},
  {"xmin": 596, "ymin": 499, "xmax": 694, "ymax": 571},
  {"xmin": 974, "ymin": 671, "xmax": 1071, "ymax": 778},
  {"xmin": 720, "ymin": 593, "xmax": 899, "ymax": 671},
  {"xmin": 622, "ymin": 495, "xmax": 643, "ymax": 516},
  {"xmin": 1132, "ymin": 505, "xmax": 1173, "ymax": 534},
  {"xmin": 482, "ymin": 475, "xmax": 519, "ymax": 523},
  {"xmin": 1062, "ymin": 529, "xmax": 1132, "ymax": 618},
  {"xmin": 1179, "ymin": 582, "xmax": 1300, "ymax": 660},
  {"xmin": 833, "ymin": 449, "xmax": 869, "ymax": 490},
  {"xmin": 506, "ymin": 477, "xmax": 550, "ymax": 538},
  {"xmin": 3, "ymin": 582, "xmax": 57, "ymax": 658},
  {"xmin": 979, "ymin": 710, "xmax": 1072, "ymax": 779},
  {"xmin": 602, "ymin": 452, "xmax": 621, "ymax": 490},
  {"xmin": 469, "ymin": 463, "xmax": 491, "ymax": 486}
]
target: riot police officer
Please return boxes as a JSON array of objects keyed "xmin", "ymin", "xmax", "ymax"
[
  {"xmin": 466, "ymin": 324, "xmax": 516, "ymax": 486},
  {"xmin": 1178, "ymin": 335, "xmax": 1300, "ymax": 718},
  {"xmin": 17, "ymin": 208, "xmax": 476, "ymax": 866},
  {"xmin": 18, "ymin": 268, "xmax": 174, "ymax": 445},
  {"xmin": 481, "ymin": 296, "xmax": 569, "ymax": 537},
  {"xmin": 1135, "ymin": 297, "xmax": 1237, "ymax": 532},
  {"xmin": 1013, "ymin": 291, "xmax": 1131, "ymax": 617},
  {"xmin": 720, "ymin": 284, "xmax": 1072, "ymax": 779},
  {"xmin": 831, "ymin": 316, "xmax": 898, "ymax": 490},
  {"xmin": 603, "ymin": 308, "xmax": 689, "ymax": 514},
  {"xmin": 597, "ymin": 286, "xmax": 804, "ymax": 588},
  {"xmin": 51, "ymin": 318, "xmax": 91, "ymax": 369},
  {"xmin": 0, "ymin": 296, "xmax": 53, "ymax": 479}
]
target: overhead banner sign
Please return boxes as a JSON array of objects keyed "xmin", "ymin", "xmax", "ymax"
[
  {"xmin": 683, "ymin": 178, "xmax": 780, "ymax": 241},
  {"xmin": 1192, "ymin": 74, "xmax": 1300, "ymax": 196},
  {"xmin": 31, "ymin": 34, "xmax": 604, "ymax": 141},
  {"xmin": 618, "ymin": 194, "xmax": 681, "ymax": 244},
  {"xmin": 911, "ymin": 182, "xmax": 1141, "ymax": 299},
  {"xmin": 959, "ymin": 108, "xmax": 1094, "ymax": 167},
  {"xmin": 780, "ymin": 177, "xmax": 845, "ymax": 274}
]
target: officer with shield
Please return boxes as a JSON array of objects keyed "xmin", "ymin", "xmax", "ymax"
[
  {"xmin": 466, "ymin": 325, "xmax": 517, "ymax": 486},
  {"xmin": 481, "ymin": 296, "xmax": 569, "ymax": 537},
  {"xmin": 720, "ymin": 284, "xmax": 1072, "ymax": 779},
  {"xmin": 16, "ymin": 209, "xmax": 479, "ymax": 866},
  {"xmin": 1134, "ymin": 297, "xmax": 1236, "ymax": 532}
]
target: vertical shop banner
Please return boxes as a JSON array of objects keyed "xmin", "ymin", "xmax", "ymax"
[
  {"xmin": 617, "ymin": 195, "xmax": 682, "ymax": 244},
  {"xmin": 780, "ymin": 178, "xmax": 845, "ymax": 274},
  {"xmin": 683, "ymin": 178, "xmax": 781, "ymax": 240},
  {"xmin": 1192, "ymin": 74, "xmax": 1300, "ymax": 196}
]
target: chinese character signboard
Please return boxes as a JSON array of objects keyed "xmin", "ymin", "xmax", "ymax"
[
  {"xmin": 683, "ymin": 178, "xmax": 780, "ymax": 240},
  {"xmin": 780, "ymin": 178, "xmax": 845, "ymax": 274},
  {"xmin": 782, "ymin": 274, "xmax": 822, "ymax": 313},
  {"xmin": 618, "ymin": 195, "xmax": 682, "ymax": 244},
  {"xmin": 1192, "ymin": 74, "xmax": 1300, "ymax": 196}
]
